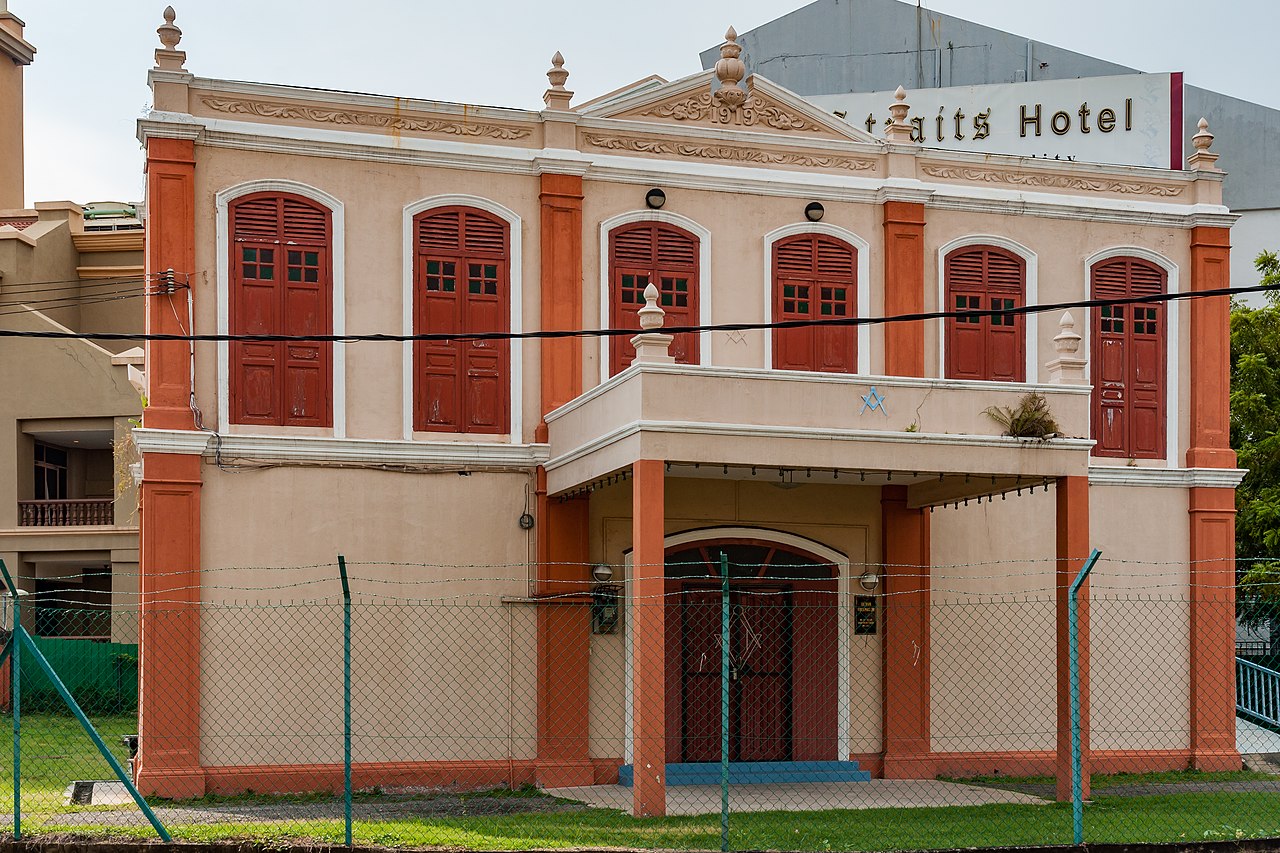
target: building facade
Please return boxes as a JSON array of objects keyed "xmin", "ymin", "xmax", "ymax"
[
  {"xmin": 134, "ymin": 12, "xmax": 1241, "ymax": 816},
  {"xmin": 0, "ymin": 4, "xmax": 142, "ymax": 645}
]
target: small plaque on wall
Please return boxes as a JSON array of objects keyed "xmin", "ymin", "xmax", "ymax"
[{"xmin": 854, "ymin": 595, "xmax": 878, "ymax": 635}]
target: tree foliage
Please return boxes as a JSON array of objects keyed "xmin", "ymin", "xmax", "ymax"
[{"xmin": 1232, "ymin": 251, "xmax": 1280, "ymax": 627}]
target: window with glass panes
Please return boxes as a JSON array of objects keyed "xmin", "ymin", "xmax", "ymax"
[
  {"xmin": 608, "ymin": 222, "xmax": 700, "ymax": 375},
  {"xmin": 772, "ymin": 234, "xmax": 857, "ymax": 373},
  {"xmin": 34, "ymin": 442, "xmax": 68, "ymax": 500},
  {"xmin": 413, "ymin": 207, "xmax": 510, "ymax": 434},
  {"xmin": 944, "ymin": 246, "xmax": 1026, "ymax": 382},
  {"xmin": 228, "ymin": 192, "xmax": 333, "ymax": 427}
]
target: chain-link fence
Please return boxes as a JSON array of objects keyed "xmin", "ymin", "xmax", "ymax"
[{"xmin": 2, "ymin": 555, "xmax": 1279, "ymax": 850}]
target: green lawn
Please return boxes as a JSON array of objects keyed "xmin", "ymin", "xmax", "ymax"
[
  {"xmin": 0, "ymin": 713, "xmax": 136, "ymax": 813},
  {"xmin": 28, "ymin": 794, "xmax": 1280, "ymax": 850}
]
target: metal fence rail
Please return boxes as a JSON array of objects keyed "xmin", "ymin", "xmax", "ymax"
[{"xmin": 0, "ymin": 553, "xmax": 1274, "ymax": 851}]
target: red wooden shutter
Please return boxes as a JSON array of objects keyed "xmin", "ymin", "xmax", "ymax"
[
  {"xmin": 944, "ymin": 246, "xmax": 1025, "ymax": 382},
  {"xmin": 1091, "ymin": 258, "xmax": 1166, "ymax": 458},
  {"xmin": 771, "ymin": 234, "xmax": 857, "ymax": 373},
  {"xmin": 609, "ymin": 223, "xmax": 700, "ymax": 376},
  {"xmin": 229, "ymin": 193, "xmax": 333, "ymax": 427},
  {"xmin": 413, "ymin": 207, "xmax": 510, "ymax": 434}
]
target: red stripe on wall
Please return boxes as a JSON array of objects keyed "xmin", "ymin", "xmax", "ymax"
[{"xmin": 1171, "ymin": 71, "xmax": 1184, "ymax": 170}]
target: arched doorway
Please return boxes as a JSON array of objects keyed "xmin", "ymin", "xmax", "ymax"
[{"xmin": 644, "ymin": 535, "xmax": 844, "ymax": 766}]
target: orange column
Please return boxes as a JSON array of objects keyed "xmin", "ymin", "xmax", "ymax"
[
  {"xmin": 135, "ymin": 134, "xmax": 203, "ymax": 798},
  {"xmin": 143, "ymin": 136, "xmax": 196, "ymax": 430},
  {"xmin": 882, "ymin": 201, "xmax": 926, "ymax": 377},
  {"xmin": 534, "ymin": 468, "xmax": 594, "ymax": 787},
  {"xmin": 631, "ymin": 459, "xmax": 666, "ymax": 816},
  {"xmin": 532, "ymin": 171, "xmax": 593, "ymax": 786},
  {"xmin": 1055, "ymin": 475, "xmax": 1090, "ymax": 802},
  {"xmin": 1186, "ymin": 224, "xmax": 1240, "ymax": 770},
  {"xmin": 538, "ymin": 173, "xmax": 584, "ymax": 430},
  {"xmin": 880, "ymin": 485, "xmax": 932, "ymax": 778},
  {"xmin": 136, "ymin": 453, "xmax": 204, "ymax": 798},
  {"xmin": 1189, "ymin": 487, "xmax": 1240, "ymax": 769}
]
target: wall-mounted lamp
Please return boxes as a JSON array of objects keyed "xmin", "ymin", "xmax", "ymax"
[
  {"xmin": 858, "ymin": 571, "xmax": 880, "ymax": 592},
  {"xmin": 591, "ymin": 564, "xmax": 614, "ymax": 583},
  {"xmin": 645, "ymin": 188, "xmax": 666, "ymax": 210},
  {"xmin": 804, "ymin": 201, "xmax": 825, "ymax": 222}
]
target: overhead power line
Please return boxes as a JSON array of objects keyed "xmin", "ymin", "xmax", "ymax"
[{"xmin": 0, "ymin": 281, "xmax": 1270, "ymax": 344}]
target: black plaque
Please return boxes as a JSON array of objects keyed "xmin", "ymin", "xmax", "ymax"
[{"xmin": 854, "ymin": 595, "xmax": 878, "ymax": 635}]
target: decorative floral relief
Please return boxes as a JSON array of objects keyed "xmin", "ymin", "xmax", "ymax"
[
  {"xmin": 201, "ymin": 97, "xmax": 533, "ymax": 140},
  {"xmin": 635, "ymin": 91, "xmax": 828, "ymax": 134},
  {"xmin": 919, "ymin": 164, "xmax": 1184, "ymax": 197},
  {"xmin": 582, "ymin": 133, "xmax": 875, "ymax": 171}
]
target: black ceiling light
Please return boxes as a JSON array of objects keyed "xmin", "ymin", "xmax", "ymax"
[
  {"xmin": 645, "ymin": 188, "xmax": 666, "ymax": 209},
  {"xmin": 804, "ymin": 201, "xmax": 825, "ymax": 222}
]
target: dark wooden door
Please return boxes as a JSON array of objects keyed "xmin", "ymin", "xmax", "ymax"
[
  {"xmin": 678, "ymin": 584, "xmax": 793, "ymax": 763},
  {"xmin": 1091, "ymin": 257, "xmax": 1166, "ymax": 458}
]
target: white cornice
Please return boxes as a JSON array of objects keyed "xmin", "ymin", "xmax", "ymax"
[
  {"xmin": 133, "ymin": 428, "xmax": 549, "ymax": 468},
  {"xmin": 1087, "ymin": 465, "xmax": 1246, "ymax": 489},
  {"xmin": 545, "ymin": 418, "xmax": 1093, "ymax": 472},
  {"xmin": 575, "ymin": 115, "xmax": 884, "ymax": 157},
  {"xmin": 137, "ymin": 114, "xmax": 204, "ymax": 144},
  {"xmin": 545, "ymin": 363, "xmax": 1092, "ymax": 424}
]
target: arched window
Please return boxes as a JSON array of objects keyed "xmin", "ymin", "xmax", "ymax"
[
  {"xmin": 944, "ymin": 245, "xmax": 1025, "ymax": 382},
  {"xmin": 413, "ymin": 206, "xmax": 510, "ymax": 434},
  {"xmin": 772, "ymin": 234, "xmax": 857, "ymax": 373},
  {"xmin": 1091, "ymin": 256, "xmax": 1166, "ymax": 458},
  {"xmin": 608, "ymin": 222, "xmax": 699, "ymax": 376},
  {"xmin": 229, "ymin": 192, "xmax": 332, "ymax": 427}
]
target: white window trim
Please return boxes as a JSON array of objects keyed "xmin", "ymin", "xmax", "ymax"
[
  {"xmin": 936, "ymin": 235, "xmax": 1039, "ymax": 384},
  {"xmin": 763, "ymin": 223, "xmax": 872, "ymax": 376},
  {"xmin": 622, "ymin": 527, "xmax": 853, "ymax": 765},
  {"xmin": 1082, "ymin": 246, "xmax": 1180, "ymax": 468},
  {"xmin": 401, "ymin": 195, "xmax": 524, "ymax": 443},
  {"xmin": 215, "ymin": 179, "xmax": 346, "ymax": 437},
  {"xmin": 598, "ymin": 210, "xmax": 713, "ymax": 386}
]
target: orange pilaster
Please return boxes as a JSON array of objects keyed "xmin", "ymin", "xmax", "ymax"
[
  {"xmin": 631, "ymin": 460, "xmax": 666, "ymax": 816},
  {"xmin": 880, "ymin": 485, "xmax": 932, "ymax": 778},
  {"xmin": 534, "ymin": 467, "xmax": 594, "ymax": 787},
  {"xmin": 1189, "ymin": 487, "xmax": 1241, "ymax": 770},
  {"xmin": 1055, "ymin": 475, "xmax": 1090, "ymax": 802},
  {"xmin": 143, "ymin": 136, "xmax": 196, "ymax": 430},
  {"xmin": 539, "ymin": 173, "xmax": 584, "ymax": 421},
  {"xmin": 1186, "ymin": 227, "xmax": 1236, "ymax": 470},
  {"xmin": 882, "ymin": 201, "xmax": 926, "ymax": 377},
  {"xmin": 136, "ymin": 452, "xmax": 204, "ymax": 798}
]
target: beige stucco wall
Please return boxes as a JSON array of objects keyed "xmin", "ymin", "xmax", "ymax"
[{"xmin": 197, "ymin": 465, "xmax": 537, "ymax": 766}]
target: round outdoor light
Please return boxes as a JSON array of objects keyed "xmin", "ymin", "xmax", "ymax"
[
  {"xmin": 804, "ymin": 201, "xmax": 825, "ymax": 222},
  {"xmin": 645, "ymin": 188, "xmax": 667, "ymax": 209},
  {"xmin": 591, "ymin": 564, "xmax": 615, "ymax": 583},
  {"xmin": 858, "ymin": 571, "xmax": 880, "ymax": 591}
]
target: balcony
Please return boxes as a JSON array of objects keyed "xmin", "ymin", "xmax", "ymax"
[
  {"xmin": 18, "ymin": 499, "xmax": 115, "ymax": 527},
  {"xmin": 544, "ymin": 363, "xmax": 1094, "ymax": 503}
]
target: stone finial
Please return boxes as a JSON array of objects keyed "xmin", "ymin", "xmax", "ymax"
[
  {"xmin": 713, "ymin": 26, "xmax": 748, "ymax": 109},
  {"xmin": 157, "ymin": 6, "xmax": 181, "ymax": 49},
  {"xmin": 630, "ymin": 283, "xmax": 675, "ymax": 365},
  {"xmin": 1047, "ymin": 310, "xmax": 1087, "ymax": 384},
  {"xmin": 1187, "ymin": 116, "xmax": 1221, "ymax": 172},
  {"xmin": 542, "ymin": 50, "xmax": 574, "ymax": 110},
  {"xmin": 154, "ymin": 6, "xmax": 187, "ymax": 71},
  {"xmin": 886, "ymin": 85, "xmax": 915, "ymax": 143}
]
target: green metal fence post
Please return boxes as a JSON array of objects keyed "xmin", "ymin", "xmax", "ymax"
[
  {"xmin": 1069, "ymin": 548, "xmax": 1101, "ymax": 846},
  {"xmin": 15, "ymin": 630, "xmax": 170, "ymax": 841},
  {"xmin": 1, "ymin": 558, "xmax": 20, "ymax": 841},
  {"xmin": 719, "ymin": 551, "xmax": 730, "ymax": 853},
  {"xmin": 339, "ymin": 554, "xmax": 353, "ymax": 847}
]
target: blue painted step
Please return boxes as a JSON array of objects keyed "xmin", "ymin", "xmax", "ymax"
[{"xmin": 618, "ymin": 760, "xmax": 871, "ymax": 787}]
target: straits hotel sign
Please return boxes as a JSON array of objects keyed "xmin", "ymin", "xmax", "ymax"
[{"xmin": 808, "ymin": 72, "xmax": 1184, "ymax": 170}]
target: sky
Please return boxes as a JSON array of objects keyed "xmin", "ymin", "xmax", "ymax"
[{"xmin": 14, "ymin": 0, "xmax": 1280, "ymax": 205}]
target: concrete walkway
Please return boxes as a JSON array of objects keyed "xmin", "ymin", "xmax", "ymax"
[
  {"xmin": 1239, "ymin": 716, "xmax": 1280, "ymax": 753},
  {"xmin": 546, "ymin": 779, "xmax": 1046, "ymax": 816}
]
